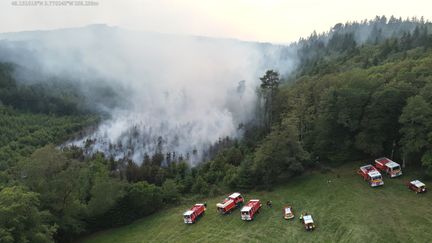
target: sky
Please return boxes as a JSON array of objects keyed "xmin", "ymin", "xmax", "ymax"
[{"xmin": 1, "ymin": 0, "xmax": 432, "ymax": 43}]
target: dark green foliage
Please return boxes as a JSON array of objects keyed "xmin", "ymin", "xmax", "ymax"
[
  {"xmin": 399, "ymin": 94, "xmax": 432, "ymax": 173},
  {"xmin": 191, "ymin": 176, "xmax": 210, "ymax": 195},
  {"xmin": 88, "ymin": 181, "xmax": 163, "ymax": 229},
  {"xmin": 259, "ymin": 70, "xmax": 280, "ymax": 130},
  {"xmin": 124, "ymin": 182, "xmax": 163, "ymax": 216},
  {"xmin": 235, "ymin": 158, "xmax": 255, "ymax": 189},
  {"xmin": 0, "ymin": 62, "xmax": 123, "ymax": 116},
  {"xmin": 161, "ymin": 179, "xmax": 180, "ymax": 204},
  {"xmin": 0, "ymin": 107, "xmax": 97, "ymax": 171},
  {"xmin": 253, "ymin": 120, "xmax": 310, "ymax": 188},
  {"xmin": 216, "ymin": 18, "xmax": 432, "ymax": 187},
  {"xmin": 274, "ymin": 23, "xmax": 432, "ymax": 176},
  {"xmin": 0, "ymin": 63, "xmax": 79, "ymax": 115},
  {"xmin": 295, "ymin": 16, "xmax": 432, "ymax": 76}
]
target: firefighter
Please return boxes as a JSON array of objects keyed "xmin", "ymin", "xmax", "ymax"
[{"xmin": 266, "ymin": 200, "xmax": 272, "ymax": 208}]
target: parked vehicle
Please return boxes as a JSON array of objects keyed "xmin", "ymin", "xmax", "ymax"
[
  {"xmin": 408, "ymin": 180, "xmax": 427, "ymax": 193},
  {"xmin": 374, "ymin": 157, "xmax": 402, "ymax": 178},
  {"xmin": 183, "ymin": 204, "xmax": 206, "ymax": 224},
  {"xmin": 358, "ymin": 164, "xmax": 384, "ymax": 187},
  {"xmin": 216, "ymin": 192, "xmax": 244, "ymax": 214},
  {"xmin": 283, "ymin": 206, "xmax": 294, "ymax": 220},
  {"xmin": 302, "ymin": 214, "xmax": 315, "ymax": 231},
  {"xmin": 240, "ymin": 199, "xmax": 262, "ymax": 221}
]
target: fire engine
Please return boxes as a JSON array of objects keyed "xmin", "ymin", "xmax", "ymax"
[
  {"xmin": 408, "ymin": 180, "xmax": 427, "ymax": 193},
  {"xmin": 374, "ymin": 157, "xmax": 402, "ymax": 178},
  {"xmin": 183, "ymin": 203, "xmax": 206, "ymax": 224},
  {"xmin": 240, "ymin": 199, "xmax": 262, "ymax": 221},
  {"xmin": 216, "ymin": 192, "xmax": 244, "ymax": 214},
  {"xmin": 358, "ymin": 164, "xmax": 384, "ymax": 187}
]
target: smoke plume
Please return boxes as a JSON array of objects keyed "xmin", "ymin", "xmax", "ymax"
[{"xmin": 0, "ymin": 24, "xmax": 297, "ymax": 164}]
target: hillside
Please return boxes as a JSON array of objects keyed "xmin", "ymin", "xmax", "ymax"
[
  {"xmin": 82, "ymin": 164, "xmax": 432, "ymax": 242},
  {"xmin": 2, "ymin": 18, "xmax": 432, "ymax": 243}
]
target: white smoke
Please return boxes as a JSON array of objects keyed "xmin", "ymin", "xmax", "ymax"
[{"xmin": 0, "ymin": 25, "xmax": 297, "ymax": 164}]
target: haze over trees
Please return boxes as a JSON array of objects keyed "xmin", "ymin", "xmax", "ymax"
[{"xmin": 1, "ymin": 16, "xmax": 432, "ymax": 242}]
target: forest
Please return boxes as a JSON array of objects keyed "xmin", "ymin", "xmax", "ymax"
[{"xmin": 1, "ymin": 16, "xmax": 432, "ymax": 242}]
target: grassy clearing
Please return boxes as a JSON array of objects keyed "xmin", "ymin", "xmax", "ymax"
[{"xmin": 81, "ymin": 163, "xmax": 432, "ymax": 243}]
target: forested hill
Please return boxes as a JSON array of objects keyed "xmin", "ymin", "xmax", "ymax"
[
  {"xmin": 281, "ymin": 16, "xmax": 432, "ymax": 165},
  {"xmin": 214, "ymin": 17, "xmax": 432, "ymax": 188},
  {"xmin": 279, "ymin": 36, "xmax": 432, "ymax": 164},
  {"xmin": 1, "ymin": 17, "xmax": 432, "ymax": 243}
]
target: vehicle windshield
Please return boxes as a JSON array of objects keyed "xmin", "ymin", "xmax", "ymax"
[
  {"xmin": 184, "ymin": 215, "xmax": 190, "ymax": 219},
  {"xmin": 241, "ymin": 211, "xmax": 249, "ymax": 215},
  {"xmin": 372, "ymin": 175, "xmax": 382, "ymax": 180},
  {"xmin": 392, "ymin": 166, "xmax": 400, "ymax": 171}
]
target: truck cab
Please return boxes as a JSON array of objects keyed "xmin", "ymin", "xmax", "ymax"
[
  {"xmin": 183, "ymin": 204, "xmax": 206, "ymax": 224},
  {"xmin": 240, "ymin": 199, "xmax": 261, "ymax": 221},
  {"xmin": 375, "ymin": 157, "xmax": 402, "ymax": 178},
  {"xmin": 368, "ymin": 171, "xmax": 384, "ymax": 187},
  {"xmin": 183, "ymin": 210, "xmax": 194, "ymax": 224},
  {"xmin": 358, "ymin": 165, "xmax": 384, "ymax": 187},
  {"xmin": 241, "ymin": 206, "xmax": 252, "ymax": 220},
  {"xmin": 228, "ymin": 192, "xmax": 244, "ymax": 204},
  {"xmin": 385, "ymin": 161, "xmax": 402, "ymax": 177},
  {"xmin": 216, "ymin": 192, "xmax": 244, "ymax": 214},
  {"xmin": 302, "ymin": 214, "xmax": 315, "ymax": 231}
]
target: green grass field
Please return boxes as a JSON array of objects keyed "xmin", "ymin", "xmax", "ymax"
[{"xmin": 82, "ymin": 164, "xmax": 432, "ymax": 243}]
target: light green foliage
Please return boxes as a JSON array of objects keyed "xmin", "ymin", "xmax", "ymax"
[
  {"xmin": 17, "ymin": 145, "xmax": 128, "ymax": 241},
  {"xmin": 19, "ymin": 145, "xmax": 87, "ymax": 238},
  {"xmin": 0, "ymin": 186, "xmax": 56, "ymax": 243}
]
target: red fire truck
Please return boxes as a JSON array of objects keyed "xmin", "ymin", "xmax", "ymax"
[
  {"xmin": 374, "ymin": 157, "xmax": 402, "ymax": 178},
  {"xmin": 216, "ymin": 192, "xmax": 244, "ymax": 214},
  {"xmin": 183, "ymin": 204, "xmax": 206, "ymax": 224},
  {"xmin": 240, "ymin": 199, "xmax": 262, "ymax": 221},
  {"xmin": 358, "ymin": 164, "xmax": 384, "ymax": 187}
]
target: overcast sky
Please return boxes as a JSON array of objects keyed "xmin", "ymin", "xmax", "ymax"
[{"xmin": 1, "ymin": 0, "xmax": 431, "ymax": 43}]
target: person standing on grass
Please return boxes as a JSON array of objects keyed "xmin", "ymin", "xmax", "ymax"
[{"xmin": 266, "ymin": 200, "xmax": 272, "ymax": 208}]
